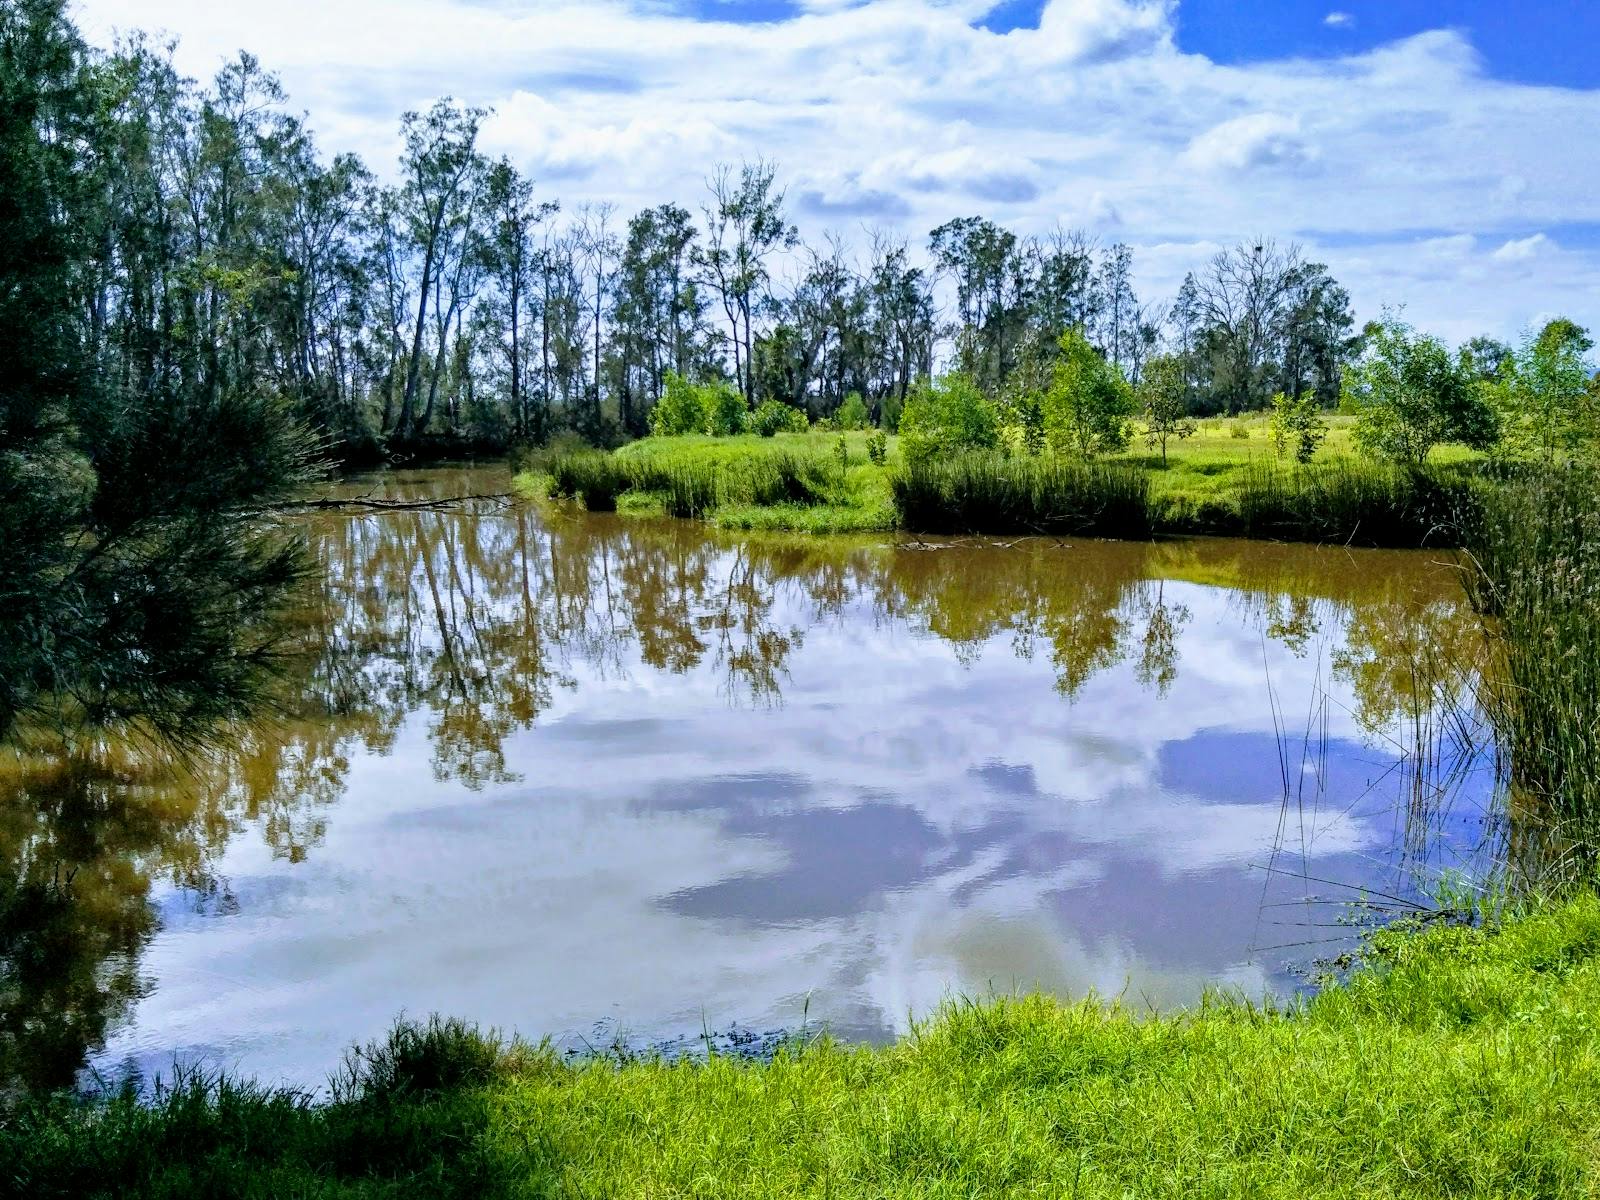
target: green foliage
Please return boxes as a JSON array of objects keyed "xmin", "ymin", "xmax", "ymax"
[
  {"xmin": 1137, "ymin": 354, "xmax": 1196, "ymax": 464},
  {"xmin": 879, "ymin": 390, "xmax": 905, "ymax": 434},
  {"xmin": 744, "ymin": 399, "xmax": 808, "ymax": 438},
  {"xmin": 1229, "ymin": 421, "xmax": 1251, "ymax": 439},
  {"xmin": 648, "ymin": 373, "xmax": 745, "ymax": 437},
  {"xmin": 15, "ymin": 894, "xmax": 1600, "ymax": 1197},
  {"xmin": 898, "ymin": 373, "xmax": 1000, "ymax": 466},
  {"xmin": 891, "ymin": 453, "xmax": 1152, "ymax": 537},
  {"xmin": 834, "ymin": 392, "xmax": 870, "ymax": 431},
  {"xmin": 704, "ymin": 381, "xmax": 747, "ymax": 437},
  {"xmin": 1344, "ymin": 316, "xmax": 1498, "ymax": 466},
  {"xmin": 1040, "ymin": 328, "xmax": 1134, "ymax": 458},
  {"xmin": 1486, "ymin": 318, "xmax": 1597, "ymax": 464},
  {"xmin": 0, "ymin": 1, "xmax": 318, "ymax": 745},
  {"xmin": 1268, "ymin": 391, "xmax": 1327, "ymax": 464},
  {"xmin": 865, "ymin": 430, "xmax": 888, "ymax": 466}
]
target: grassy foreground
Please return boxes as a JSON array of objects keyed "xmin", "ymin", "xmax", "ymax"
[
  {"xmin": 10, "ymin": 893, "xmax": 1600, "ymax": 1197},
  {"xmin": 516, "ymin": 417, "xmax": 1483, "ymax": 544}
]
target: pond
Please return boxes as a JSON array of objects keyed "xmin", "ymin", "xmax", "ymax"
[{"xmin": 1, "ymin": 465, "xmax": 1499, "ymax": 1094}]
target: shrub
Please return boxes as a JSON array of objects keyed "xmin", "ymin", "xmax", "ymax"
[
  {"xmin": 1269, "ymin": 391, "xmax": 1328, "ymax": 464},
  {"xmin": 648, "ymin": 373, "xmax": 746, "ymax": 437},
  {"xmin": 744, "ymin": 399, "xmax": 808, "ymax": 438},
  {"xmin": 866, "ymin": 430, "xmax": 888, "ymax": 466},
  {"xmin": 1040, "ymin": 328, "xmax": 1135, "ymax": 458},
  {"xmin": 898, "ymin": 373, "xmax": 1000, "ymax": 466},
  {"xmin": 1344, "ymin": 315, "xmax": 1498, "ymax": 465},
  {"xmin": 1230, "ymin": 422, "xmax": 1251, "ymax": 439},
  {"xmin": 835, "ymin": 392, "xmax": 870, "ymax": 431},
  {"xmin": 704, "ymin": 382, "xmax": 747, "ymax": 437},
  {"xmin": 880, "ymin": 391, "xmax": 905, "ymax": 433}
]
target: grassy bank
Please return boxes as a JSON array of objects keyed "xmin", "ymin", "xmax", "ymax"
[
  {"xmin": 515, "ymin": 418, "xmax": 1485, "ymax": 545},
  {"xmin": 10, "ymin": 892, "xmax": 1600, "ymax": 1197}
]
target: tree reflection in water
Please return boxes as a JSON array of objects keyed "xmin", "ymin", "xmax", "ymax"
[{"xmin": 0, "ymin": 466, "xmax": 1494, "ymax": 1095}]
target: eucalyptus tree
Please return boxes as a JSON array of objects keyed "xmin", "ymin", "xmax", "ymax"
[
  {"xmin": 476, "ymin": 159, "xmax": 556, "ymax": 441},
  {"xmin": 577, "ymin": 202, "xmax": 619, "ymax": 433},
  {"xmin": 1028, "ymin": 227, "xmax": 1101, "ymax": 341},
  {"xmin": 1192, "ymin": 240, "xmax": 1304, "ymax": 413},
  {"xmin": 1094, "ymin": 242, "xmax": 1139, "ymax": 375},
  {"xmin": 392, "ymin": 99, "xmax": 486, "ymax": 439},
  {"xmin": 928, "ymin": 216, "xmax": 1028, "ymax": 393},
  {"xmin": 864, "ymin": 233, "xmax": 936, "ymax": 419},
  {"xmin": 695, "ymin": 160, "xmax": 796, "ymax": 408},
  {"xmin": 612, "ymin": 203, "xmax": 707, "ymax": 431},
  {"xmin": 1276, "ymin": 261, "xmax": 1355, "ymax": 405}
]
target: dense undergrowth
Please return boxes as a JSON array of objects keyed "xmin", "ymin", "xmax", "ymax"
[{"xmin": 9, "ymin": 893, "xmax": 1600, "ymax": 1198}]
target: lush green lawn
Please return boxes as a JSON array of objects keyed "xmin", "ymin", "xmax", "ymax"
[
  {"xmin": 12, "ymin": 893, "xmax": 1600, "ymax": 1197},
  {"xmin": 516, "ymin": 419, "xmax": 1485, "ymax": 538}
]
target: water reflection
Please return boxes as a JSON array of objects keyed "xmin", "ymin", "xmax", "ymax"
[{"xmin": 0, "ymin": 466, "xmax": 1497, "ymax": 1094}]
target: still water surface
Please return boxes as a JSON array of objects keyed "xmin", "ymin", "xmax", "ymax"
[{"xmin": 4, "ymin": 466, "xmax": 1496, "ymax": 1092}]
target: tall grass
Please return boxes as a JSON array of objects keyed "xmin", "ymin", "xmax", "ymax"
[
  {"xmin": 1461, "ymin": 466, "xmax": 1600, "ymax": 878},
  {"xmin": 891, "ymin": 453, "xmax": 1153, "ymax": 538},
  {"xmin": 1234, "ymin": 459, "xmax": 1475, "ymax": 547},
  {"xmin": 545, "ymin": 451, "xmax": 632, "ymax": 512},
  {"xmin": 663, "ymin": 463, "xmax": 721, "ymax": 518}
]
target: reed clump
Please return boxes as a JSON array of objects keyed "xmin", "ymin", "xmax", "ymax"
[
  {"xmin": 890, "ymin": 453, "xmax": 1153, "ymax": 538},
  {"xmin": 1234, "ymin": 459, "xmax": 1476, "ymax": 547},
  {"xmin": 545, "ymin": 451, "xmax": 632, "ymax": 512},
  {"xmin": 1461, "ymin": 465, "xmax": 1600, "ymax": 871}
]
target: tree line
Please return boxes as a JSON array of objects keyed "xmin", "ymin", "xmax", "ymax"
[{"xmin": 20, "ymin": 9, "xmax": 1403, "ymax": 463}]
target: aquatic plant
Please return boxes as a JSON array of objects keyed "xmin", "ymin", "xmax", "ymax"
[
  {"xmin": 1461, "ymin": 465, "xmax": 1600, "ymax": 876},
  {"xmin": 1234, "ymin": 459, "xmax": 1475, "ymax": 547},
  {"xmin": 890, "ymin": 452, "xmax": 1153, "ymax": 538}
]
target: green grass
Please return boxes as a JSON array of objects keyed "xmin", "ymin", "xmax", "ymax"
[
  {"xmin": 12, "ymin": 894, "xmax": 1600, "ymax": 1197},
  {"xmin": 515, "ymin": 423, "xmax": 1493, "ymax": 546}
]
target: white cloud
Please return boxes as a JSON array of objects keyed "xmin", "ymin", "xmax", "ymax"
[
  {"xmin": 70, "ymin": 0, "xmax": 1600, "ymax": 339},
  {"xmin": 1181, "ymin": 112, "xmax": 1317, "ymax": 171},
  {"xmin": 1491, "ymin": 232, "xmax": 1552, "ymax": 262},
  {"xmin": 1324, "ymin": 11, "xmax": 1353, "ymax": 29}
]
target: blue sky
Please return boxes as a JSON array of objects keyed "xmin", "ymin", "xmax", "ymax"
[
  {"xmin": 986, "ymin": 0, "xmax": 1600, "ymax": 88},
  {"xmin": 74, "ymin": 0, "xmax": 1600, "ymax": 340}
]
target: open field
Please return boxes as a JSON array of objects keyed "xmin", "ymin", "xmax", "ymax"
[{"xmin": 12, "ymin": 891, "xmax": 1600, "ymax": 1198}]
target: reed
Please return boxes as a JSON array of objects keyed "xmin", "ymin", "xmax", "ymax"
[
  {"xmin": 1234, "ymin": 459, "xmax": 1475, "ymax": 547},
  {"xmin": 890, "ymin": 452, "xmax": 1153, "ymax": 538},
  {"xmin": 1461, "ymin": 465, "xmax": 1600, "ymax": 876},
  {"xmin": 545, "ymin": 451, "xmax": 632, "ymax": 512}
]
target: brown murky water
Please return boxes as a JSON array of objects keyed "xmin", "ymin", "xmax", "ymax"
[{"xmin": 0, "ymin": 465, "xmax": 1497, "ymax": 1094}]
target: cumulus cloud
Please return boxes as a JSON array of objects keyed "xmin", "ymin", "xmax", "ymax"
[
  {"xmin": 1181, "ymin": 113, "xmax": 1317, "ymax": 172},
  {"xmin": 1324, "ymin": 11, "xmax": 1353, "ymax": 29},
  {"xmin": 71, "ymin": 0, "xmax": 1600, "ymax": 338}
]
